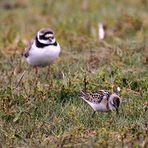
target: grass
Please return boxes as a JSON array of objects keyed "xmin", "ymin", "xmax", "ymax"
[{"xmin": 0, "ymin": 0, "xmax": 148, "ymax": 147}]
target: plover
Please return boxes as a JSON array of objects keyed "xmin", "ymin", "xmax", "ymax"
[
  {"xmin": 24, "ymin": 28, "xmax": 60, "ymax": 74},
  {"xmin": 80, "ymin": 90, "xmax": 121, "ymax": 114}
]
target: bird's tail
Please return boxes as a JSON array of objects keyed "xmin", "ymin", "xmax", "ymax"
[{"xmin": 80, "ymin": 90, "xmax": 87, "ymax": 99}]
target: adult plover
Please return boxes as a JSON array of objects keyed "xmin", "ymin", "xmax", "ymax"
[
  {"xmin": 24, "ymin": 28, "xmax": 60, "ymax": 74},
  {"xmin": 80, "ymin": 90, "xmax": 121, "ymax": 115}
]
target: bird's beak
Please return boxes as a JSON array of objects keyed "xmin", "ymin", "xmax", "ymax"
[
  {"xmin": 116, "ymin": 108, "xmax": 119, "ymax": 114},
  {"xmin": 49, "ymin": 38, "xmax": 52, "ymax": 42}
]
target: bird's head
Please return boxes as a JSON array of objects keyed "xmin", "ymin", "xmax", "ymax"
[
  {"xmin": 109, "ymin": 93, "xmax": 121, "ymax": 114},
  {"xmin": 37, "ymin": 28, "xmax": 56, "ymax": 45}
]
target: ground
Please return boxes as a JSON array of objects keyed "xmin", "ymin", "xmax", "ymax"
[{"xmin": 0, "ymin": 0, "xmax": 148, "ymax": 147}]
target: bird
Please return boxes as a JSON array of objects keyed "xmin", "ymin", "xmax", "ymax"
[
  {"xmin": 80, "ymin": 90, "xmax": 121, "ymax": 115},
  {"xmin": 24, "ymin": 28, "xmax": 60, "ymax": 75}
]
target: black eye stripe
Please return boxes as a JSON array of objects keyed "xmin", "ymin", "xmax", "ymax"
[
  {"xmin": 39, "ymin": 34, "xmax": 54, "ymax": 40},
  {"xmin": 39, "ymin": 35, "xmax": 48, "ymax": 40},
  {"xmin": 39, "ymin": 36, "xmax": 54, "ymax": 40},
  {"xmin": 49, "ymin": 36, "xmax": 54, "ymax": 39}
]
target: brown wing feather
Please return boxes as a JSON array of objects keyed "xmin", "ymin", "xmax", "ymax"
[
  {"xmin": 80, "ymin": 90, "xmax": 111, "ymax": 103},
  {"xmin": 24, "ymin": 40, "xmax": 34, "ymax": 58}
]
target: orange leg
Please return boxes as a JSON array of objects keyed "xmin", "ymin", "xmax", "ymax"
[
  {"xmin": 45, "ymin": 66, "xmax": 51, "ymax": 79},
  {"xmin": 33, "ymin": 67, "xmax": 38, "ymax": 87},
  {"xmin": 35, "ymin": 67, "xmax": 38, "ymax": 75}
]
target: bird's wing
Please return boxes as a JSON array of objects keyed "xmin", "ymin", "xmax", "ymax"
[
  {"xmin": 80, "ymin": 90, "xmax": 106, "ymax": 103},
  {"xmin": 24, "ymin": 40, "xmax": 34, "ymax": 58}
]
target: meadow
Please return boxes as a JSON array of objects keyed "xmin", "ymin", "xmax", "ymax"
[{"xmin": 0, "ymin": 0, "xmax": 148, "ymax": 147}]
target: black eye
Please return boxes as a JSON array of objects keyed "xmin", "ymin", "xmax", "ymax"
[
  {"xmin": 39, "ymin": 35, "xmax": 44, "ymax": 40},
  {"xmin": 39, "ymin": 35, "xmax": 49, "ymax": 40},
  {"xmin": 113, "ymin": 97, "xmax": 120, "ymax": 107},
  {"xmin": 49, "ymin": 36, "xmax": 54, "ymax": 39}
]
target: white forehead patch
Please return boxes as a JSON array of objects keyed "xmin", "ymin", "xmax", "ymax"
[{"xmin": 45, "ymin": 34, "xmax": 53, "ymax": 38}]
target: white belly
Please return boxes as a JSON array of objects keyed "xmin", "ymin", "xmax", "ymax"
[
  {"xmin": 84, "ymin": 99, "xmax": 108, "ymax": 112},
  {"xmin": 27, "ymin": 43, "xmax": 60, "ymax": 67}
]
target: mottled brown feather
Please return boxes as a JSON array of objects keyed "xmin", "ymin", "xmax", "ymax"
[{"xmin": 81, "ymin": 90, "xmax": 111, "ymax": 103}]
